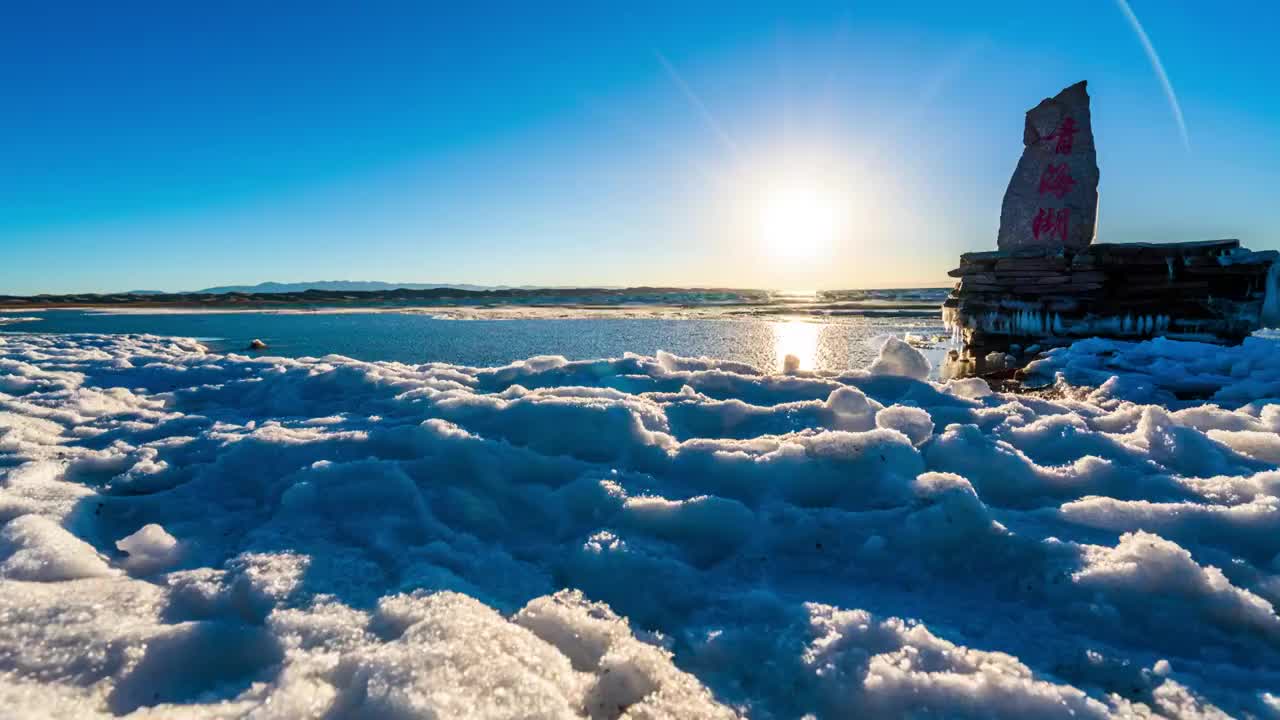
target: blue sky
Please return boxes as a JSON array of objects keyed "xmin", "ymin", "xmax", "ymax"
[{"xmin": 2, "ymin": 1, "xmax": 1278, "ymax": 293}]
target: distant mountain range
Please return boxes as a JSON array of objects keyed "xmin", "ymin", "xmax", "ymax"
[{"xmin": 194, "ymin": 281, "xmax": 504, "ymax": 294}]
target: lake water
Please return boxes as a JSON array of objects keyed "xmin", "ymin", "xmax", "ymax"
[{"xmin": 1, "ymin": 309, "xmax": 949, "ymax": 373}]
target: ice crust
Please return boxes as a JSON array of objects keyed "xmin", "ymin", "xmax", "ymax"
[{"xmin": 1, "ymin": 331, "xmax": 1279, "ymax": 717}]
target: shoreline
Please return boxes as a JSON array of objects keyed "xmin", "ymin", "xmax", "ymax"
[{"xmin": 0, "ymin": 301, "xmax": 944, "ymax": 321}]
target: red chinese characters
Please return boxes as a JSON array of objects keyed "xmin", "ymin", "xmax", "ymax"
[
  {"xmin": 1037, "ymin": 163, "xmax": 1075, "ymax": 199},
  {"xmin": 1044, "ymin": 117, "xmax": 1078, "ymax": 155},
  {"xmin": 1027, "ymin": 116, "xmax": 1079, "ymax": 244},
  {"xmin": 1032, "ymin": 208, "xmax": 1069, "ymax": 242}
]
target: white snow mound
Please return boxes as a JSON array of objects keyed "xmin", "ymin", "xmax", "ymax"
[{"xmin": 0, "ymin": 330, "xmax": 1278, "ymax": 717}]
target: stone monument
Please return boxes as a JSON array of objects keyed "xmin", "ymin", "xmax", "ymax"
[
  {"xmin": 942, "ymin": 81, "xmax": 1276, "ymax": 378},
  {"xmin": 996, "ymin": 80, "xmax": 1099, "ymax": 252}
]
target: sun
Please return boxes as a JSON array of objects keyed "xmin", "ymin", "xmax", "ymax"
[{"xmin": 757, "ymin": 182, "xmax": 844, "ymax": 261}]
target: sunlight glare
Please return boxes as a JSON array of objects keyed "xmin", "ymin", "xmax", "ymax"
[
  {"xmin": 757, "ymin": 181, "xmax": 846, "ymax": 262},
  {"xmin": 772, "ymin": 320, "xmax": 822, "ymax": 372}
]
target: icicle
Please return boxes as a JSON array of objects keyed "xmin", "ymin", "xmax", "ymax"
[{"xmin": 1263, "ymin": 261, "xmax": 1280, "ymax": 329}]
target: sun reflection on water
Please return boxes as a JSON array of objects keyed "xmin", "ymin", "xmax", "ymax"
[{"xmin": 771, "ymin": 320, "xmax": 823, "ymax": 372}]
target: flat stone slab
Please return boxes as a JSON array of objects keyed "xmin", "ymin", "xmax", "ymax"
[{"xmin": 945, "ymin": 238, "xmax": 1276, "ymax": 347}]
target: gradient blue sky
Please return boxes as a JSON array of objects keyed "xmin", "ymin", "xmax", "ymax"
[{"xmin": 3, "ymin": 1, "xmax": 1278, "ymax": 293}]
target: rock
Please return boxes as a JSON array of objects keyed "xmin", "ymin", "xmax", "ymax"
[
  {"xmin": 248, "ymin": 339, "xmax": 267, "ymax": 350},
  {"xmin": 944, "ymin": 239, "xmax": 1275, "ymax": 357},
  {"xmin": 945, "ymin": 83, "xmax": 1273, "ymax": 376},
  {"xmin": 996, "ymin": 81, "xmax": 1099, "ymax": 252}
]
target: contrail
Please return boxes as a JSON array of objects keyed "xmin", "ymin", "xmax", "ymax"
[
  {"xmin": 654, "ymin": 50, "xmax": 742, "ymax": 162},
  {"xmin": 1114, "ymin": 0, "xmax": 1190, "ymax": 151}
]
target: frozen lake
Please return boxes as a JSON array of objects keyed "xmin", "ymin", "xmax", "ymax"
[{"xmin": 1, "ymin": 309, "xmax": 950, "ymax": 374}]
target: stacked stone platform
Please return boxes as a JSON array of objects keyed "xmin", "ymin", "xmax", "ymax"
[
  {"xmin": 943, "ymin": 239, "xmax": 1278, "ymax": 353},
  {"xmin": 942, "ymin": 81, "xmax": 1279, "ymax": 378}
]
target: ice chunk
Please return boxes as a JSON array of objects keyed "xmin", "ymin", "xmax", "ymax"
[
  {"xmin": 116, "ymin": 523, "xmax": 183, "ymax": 575},
  {"xmin": 943, "ymin": 376, "xmax": 993, "ymax": 400},
  {"xmin": 824, "ymin": 386, "xmax": 882, "ymax": 431},
  {"xmin": 868, "ymin": 337, "xmax": 931, "ymax": 380},
  {"xmin": 875, "ymin": 406, "xmax": 934, "ymax": 446}
]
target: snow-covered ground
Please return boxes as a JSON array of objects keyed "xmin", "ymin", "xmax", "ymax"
[{"xmin": 2, "ymin": 331, "xmax": 1279, "ymax": 718}]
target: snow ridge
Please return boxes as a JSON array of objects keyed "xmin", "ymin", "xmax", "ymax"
[{"xmin": 1, "ymin": 332, "xmax": 1278, "ymax": 717}]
